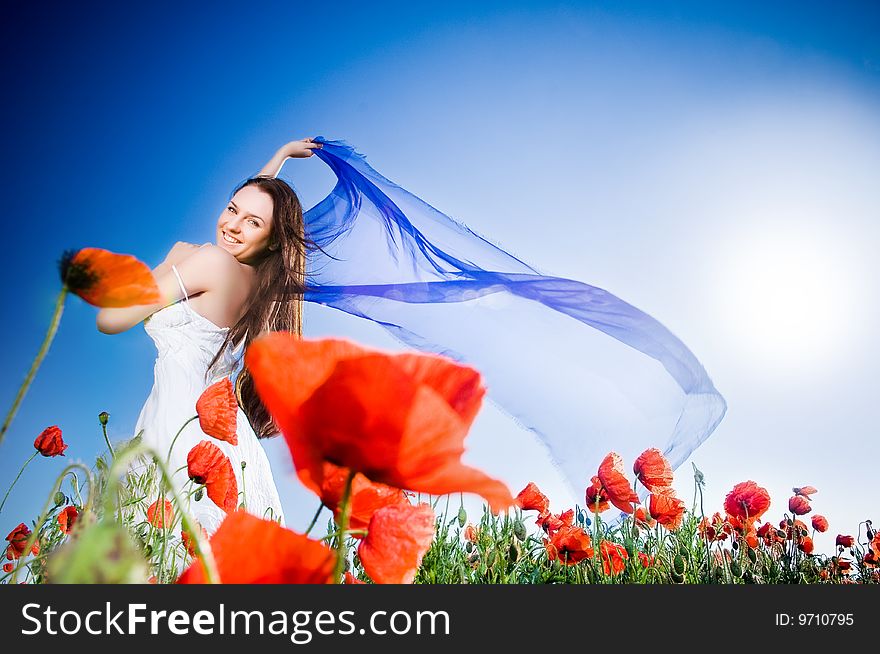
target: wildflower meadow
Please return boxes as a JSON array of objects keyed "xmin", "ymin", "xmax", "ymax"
[{"xmin": 2, "ymin": 248, "xmax": 877, "ymax": 585}]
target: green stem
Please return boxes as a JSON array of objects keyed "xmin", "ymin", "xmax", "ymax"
[
  {"xmin": 101, "ymin": 421, "xmax": 115, "ymax": 459},
  {"xmin": 0, "ymin": 287, "xmax": 68, "ymax": 447},
  {"xmin": 332, "ymin": 470, "xmax": 356, "ymax": 583},
  {"xmin": 304, "ymin": 502, "xmax": 324, "ymax": 536},
  {"xmin": 0, "ymin": 451, "xmax": 38, "ymax": 514},
  {"xmin": 166, "ymin": 416, "xmax": 199, "ymax": 463}
]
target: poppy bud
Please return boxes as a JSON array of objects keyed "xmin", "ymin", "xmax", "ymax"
[
  {"xmin": 194, "ymin": 488, "xmax": 204, "ymax": 502},
  {"xmin": 457, "ymin": 506, "xmax": 467, "ymax": 528},
  {"xmin": 241, "ymin": 461, "xmax": 247, "ymax": 470},
  {"xmin": 98, "ymin": 411, "xmax": 109, "ymax": 426},
  {"xmin": 513, "ymin": 520, "xmax": 527, "ymax": 542},
  {"xmin": 53, "ymin": 492, "xmax": 65, "ymax": 507},
  {"xmin": 713, "ymin": 567, "xmax": 725, "ymax": 583},
  {"xmin": 730, "ymin": 561, "xmax": 743, "ymax": 577},
  {"xmin": 671, "ymin": 570, "xmax": 684, "ymax": 583},
  {"xmin": 679, "ymin": 543, "xmax": 689, "ymax": 558},
  {"xmin": 747, "ymin": 546, "xmax": 757, "ymax": 564},
  {"xmin": 732, "ymin": 539, "xmax": 739, "ymax": 550},
  {"xmin": 508, "ymin": 541, "xmax": 521, "ymax": 562},
  {"xmin": 673, "ymin": 554, "xmax": 686, "ymax": 575},
  {"xmin": 868, "ymin": 527, "xmax": 875, "ymax": 540},
  {"xmin": 625, "ymin": 542, "xmax": 636, "ymax": 558},
  {"xmin": 465, "ymin": 541, "xmax": 473, "ymax": 553}
]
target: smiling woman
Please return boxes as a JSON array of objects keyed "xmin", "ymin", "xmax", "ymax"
[{"xmin": 95, "ymin": 137, "xmax": 322, "ymax": 534}]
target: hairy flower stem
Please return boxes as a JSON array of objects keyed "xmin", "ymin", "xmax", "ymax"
[
  {"xmin": 332, "ymin": 470, "xmax": 357, "ymax": 583},
  {"xmin": 10, "ymin": 461, "xmax": 94, "ymax": 583},
  {"xmin": 0, "ymin": 451, "xmax": 38, "ymax": 514},
  {"xmin": 0, "ymin": 287, "xmax": 67, "ymax": 447},
  {"xmin": 101, "ymin": 421, "xmax": 115, "ymax": 459},
  {"xmin": 166, "ymin": 416, "xmax": 199, "ymax": 464}
]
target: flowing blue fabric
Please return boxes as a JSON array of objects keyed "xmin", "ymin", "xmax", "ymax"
[{"xmin": 302, "ymin": 136, "xmax": 726, "ymax": 501}]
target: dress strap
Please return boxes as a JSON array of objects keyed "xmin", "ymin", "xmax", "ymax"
[{"xmin": 170, "ymin": 264, "xmax": 190, "ymax": 305}]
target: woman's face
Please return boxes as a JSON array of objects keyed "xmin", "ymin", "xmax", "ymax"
[{"xmin": 216, "ymin": 185, "xmax": 275, "ymax": 265}]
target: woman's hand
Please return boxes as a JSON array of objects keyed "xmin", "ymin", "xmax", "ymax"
[{"xmin": 282, "ymin": 137, "xmax": 323, "ymax": 159}]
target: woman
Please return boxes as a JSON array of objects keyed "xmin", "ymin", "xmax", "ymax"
[{"xmin": 96, "ymin": 137, "xmax": 322, "ymax": 534}]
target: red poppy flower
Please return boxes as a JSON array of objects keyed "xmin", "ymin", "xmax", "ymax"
[
  {"xmin": 34, "ymin": 425, "xmax": 67, "ymax": 457},
  {"xmin": 186, "ymin": 441, "xmax": 238, "ymax": 513},
  {"xmin": 788, "ymin": 495, "xmax": 811, "ymax": 516},
  {"xmin": 792, "ymin": 486, "xmax": 817, "ymax": 499},
  {"xmin": 463, "ymin": 524, "xmax": 478, "ymax": 543},
  {"xmin": 545, "ymin": 525, "xmax": 593, "ymax": 565},
  {"xmin": 357, "ymin": 503, "xmax": 436, "ymax": 584},
  {"xmin": 319, "ymin": 462, "xmax": 409, "ymax": 536},
  {"xmin": 727, "ymin": 514, "xmax": 759, "ymax": 549},
  {"xmin": 811, "ymin": 515, "xmax": 828, "ymax": 533},
  {"xmin": 60, "ymin": 247, "xmax": 162, "ymax": 307},
  {"xmin": 196, "ymin": 378, "xmax": 238, "ymax": 445},
  {"xmin": 5, "ymin": 523, "xmax": 39, "ymax": 558},
  {"xmin": 538, "ymin": 509, "xmax": 574, "ymax": 536},
  {"xmin": 871, "ymin": 532, "xmax": 880, "ymax": 559},
  {"xmin": 596, "ymin": 453, "xmax": 639, "ymax": 514},
  {"xmin": 177, "ymin": 511, "xmax": 336, "ymax": 584},
  {"xmin": 836, "ymin": 534, "xmax": 855, "ymax": 549},
  {"xmin": 648, "ymin": 491, "xmax": 685, "ymax": 531},
  {"xmin": 598, "ymin": 540, "xmax": 628, "ymax": 576},
  {"xmin": 57, "ymin": 506, "xmax": 78, "ymax": 535},
  {"xmin": 181, "ymin": 524, "xmax": 208, "ymax": 558},
  {"xmin": 836, "ymin": 558, "xmax": 852, "ymax": 574},
  {"xmin": 585, "ymin": 476, "xmax": 610, "ymax": 514},
  {"xmin": 798, "ymin": 536, "xmax": 814, "ymax": 555},
  {"xmin": 723, "ymin": 481, "xmax": 771, "ymax": 522},
  {"xmin": 634, "ymin": 506, "xmax": 656, "ymax": 529},
  {"xmin": 638, "ymin": 552, "xmax": 656, "ymax": 567},
  {"xmin": 699, "ymin": 512, "xmax": 731, "ymax": 542},
  {"xmin": 245, "ymin": 335, "xmax": 514, "ymax": 512},
  {"xmin": 632, "ymin": 448, "xmax": 673, "ymax": 493},
  {"xmin": 2, "ymin": 563, "xmax": 12, "ymax": 573},
  {"xmin": 147, "ymin": 499, "xmax": 174, "ymax": 529},
  {"xmin": 516, "ymin": 482, "xmax": 550, "ymax": 514}
]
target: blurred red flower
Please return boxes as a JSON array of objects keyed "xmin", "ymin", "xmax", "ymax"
[
  {"xmin": 723, "ymin": 481, "xmax": 771, "ymax": 522},
  {"xmin": 178, "ymin": 511, "xmax": 336, "ymax": 584},
  {"xmin": 57, "ymin": 506, "xmax": 78, "ymax": 535},
  {"xmin": 246, "ymin": 336, "xmax": 514, "ymax": 512},
  {"xmin": 648, "ymin": 491, "xmax": 685, "ymax": 531},
  {"xmin": 196, "ymin": 378, "xmax": 238, "ymax": 445},
  {"xmin": 788, "ymin": 495, "xmax": 811, "ymax": 516},
  {"xmin": 4, "ymin": 523, "xmax": 39, "ymax": 558},
  {"xmin": 632, "ymin": 448, "xmax": 673, "ymax": 493},
  {"xmin": 699, "ymin": 512, "xmax": 731, "ymax": 542},
  {"xmin": 319, "ymin": 462, "xmax": 409, "ymax": 536},
  {"xmin": 598, "ymin": 540, "xmax": 629, "ymax": 576},
  {"xmin": 597, "ymin": 453, "xmax": 639, "ymax": 514},
  {"xmin": 344, "ymin": 571, "xmax": 367, "ymax": 584},
  {"xmin": 638, "ymin": 552, "xmax": 656, "ymax": 568},
  {"xmin": 34, "ymin": 425, "xmax": 67, "ymax": 457},
  {"xmin": 358, "ymin": 503, "xmax": 436, "ymax": 584},
  {"xmin": 585, "ymin": 476, "xmax": 609, "ymax": 514},
  {"xmin": 186, "ymin": 441, "xmax": 238, "ymax": 513},
  {"xmin": 811, "ymin": 515, "xmax": 828, "ymax": 533},
  {"xmin": 147, "ymin": 499, "xmax": 174, "ymax": 529},
  {"xmin": 60, "ymin": 247, "xmax": 161, "ymax": 307},
  {"xmin": 463, "ymin": 524, "xmax": 478, "ymax": 543},
  {"xmin": 545, "ymin": 524, "xmax": 593, "ymax": 565},
  {"xmin": 516, "ymin": 482, "xmax": 550, "ymax": 514}
]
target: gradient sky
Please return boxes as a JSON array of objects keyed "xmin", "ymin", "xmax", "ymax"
[{"xmin": 2, "ymin": 1, "xmax": 878, "ymax": 558}]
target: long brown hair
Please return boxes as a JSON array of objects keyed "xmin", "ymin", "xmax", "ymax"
[{"xmin": 205, "ymin": 176, "xmax": 309, "ymax": 439}]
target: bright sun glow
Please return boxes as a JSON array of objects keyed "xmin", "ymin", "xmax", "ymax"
[{"xmin": 716, "ymin": 230, "xmax": 858, "ymax": 368}]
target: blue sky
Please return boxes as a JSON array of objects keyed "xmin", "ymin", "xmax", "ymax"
[{"xmin": 2, "ymin": 1, "xmax": 878, "ymax": 557}]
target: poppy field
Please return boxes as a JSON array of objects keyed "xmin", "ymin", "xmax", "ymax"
[{"xmin": 1, "ymin": 248, "xmax": 878, "ymax": 584}]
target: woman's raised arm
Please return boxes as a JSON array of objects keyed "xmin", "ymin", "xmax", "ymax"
[{"xmin": 258, "ymin": 137, "xmax": 323, "ymax": 177}]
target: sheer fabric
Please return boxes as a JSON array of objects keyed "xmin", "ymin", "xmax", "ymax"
[{"xmin": 301, "ymin": 137, "xmax": 726, "ymax": 500}]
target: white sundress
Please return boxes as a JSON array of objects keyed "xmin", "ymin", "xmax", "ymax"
[{"xmin": 133, "ymin": 262, "xmax": 285, "ymax": 535}]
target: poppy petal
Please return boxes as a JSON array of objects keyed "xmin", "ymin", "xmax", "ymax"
[{"xmin": 358, "ymin": 503, "xmax": 436, "ymax": 584}]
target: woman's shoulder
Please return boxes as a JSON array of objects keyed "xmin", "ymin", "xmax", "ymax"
[{"xmin": 174, "ymin": 244, "xmax": 247, "ymax": 293}]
